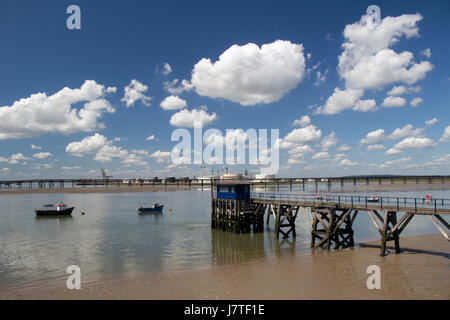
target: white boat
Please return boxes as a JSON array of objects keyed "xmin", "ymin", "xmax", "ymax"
[{"xmin": 422, "ymin": 195, "xmax": 433, "ymax": 204}]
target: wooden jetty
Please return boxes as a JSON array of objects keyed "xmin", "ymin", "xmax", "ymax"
[
  {"xmin": 211, "ymin": 181, "xmax": 450, "ymax": 256},
  {"xmin": 1, "ymin": 174, "xmax": 449, "ymax": 191}
]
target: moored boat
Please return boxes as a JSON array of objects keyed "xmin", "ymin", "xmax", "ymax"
[
  {"xmin": 35, "ymin": 203, "xmax": 74, "ymax": 216},
  {"xmin": 422, "ymin": 194, "xmax": 433, "ymax": 204},
  {"xmin": 367, "ymin": 194, "xmax": 379, "ymax": 203},
  {"xmin": 137, "ymin": 201, "xmax": 164, "ymax": 214}
]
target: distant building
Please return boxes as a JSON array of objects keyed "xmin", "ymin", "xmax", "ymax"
[
  {"xmin": 253, "ymin": 174, "xmax": 276, "ymax": 181},
  {"xmin": 198, "ymin": 175, "xmax": 220, "ymax": 181},
  {"xmin": 222, "ymin": 173, "xmax": 243, "ymax": 180}
]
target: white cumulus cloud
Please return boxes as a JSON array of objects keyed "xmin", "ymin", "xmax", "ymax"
[
  {"xmin": 367, "ymin": 144, "xmax": 385, "ymax": 151},
  {"xmin": 388, "ymin": 124, "xmax": 422, "ymax": 140},
  {"xmin": 160, "ymin": 95, "xmax": 187, "ymax": 110},
  {"xmin": 315, "ymin": 88, "xmax": 378, "ymax": 115},
  {"xmin": 386, "ymin": 136, "xmax": 437, "ymax": 155},
  {"xmin": 191, "ymin": 40, "xmax": 306, "ymax": 106},
  {"xmin": 150, "ymin": 150, "xmax": 171, "ymax": 163},
  {"xmin": 33, "ymin": 152, "xmax": 52, "ymax": 159},
  {"xmin": 339, "ymin": 158, "xmax": 358, "ymax": 166},
  {"xmin": 321, "ymin": 131, "xmax": 338, "ymax": 150},
  {"xmin": 162, "ymin": 63, "xmax": 172, "ymax": 75},
  {"xmin": 387, "ymin": 85, "xmax": 407, "ymax": 96},
  {"xmin": 420, "ymin": 48, "xmax": 431, "ymax": 58},
  {"xmin": 0, "ymin": 80, "xmax": 116, "ymax": 139},
  {"xmin": 163, "ymin": 79, "xmax": 194, "ymax": 95},
  {"xmin": 410, "ymin": 97, "xmax": 423, "ymax": 107},
  {"xmin": 337, "ymin": 144, "xmax": 351, "ymax": 151},
  {"xmin": 440, "ymin": 126, "xmax": 450, "ymax": 142},
  {"xmin": 360, "ymin": 129, "xmax": 386, "ymax": 144},
  {"xmin": 292, "ymin": 115, "xmax": 311, "ymax": 127},
  {"xmin": 382, "ymin": 96, "xmax": 407, "ymax": 108},
  {"xmin": 425, "ymin": 118, "xmax": 438, "ymax": 126},
  {"xmin": 278, "ymin": 125, "xmax": 322, "ymax": 149},
  {"xmin": 65, "ymin": 133, "xmax": 108, "ymax": 155},
  {"xmin": 0, "ymin": 153, "xmax": 29, "ymax": 164},
  {"xmin": 121, "ymin": 79, "xmax": 152, "ymax": 107},
  {"xmin": 169, "ymin": 108, "xmax": 217, "ymax": 128},
  {"xmin": 317, "ymin": 13, "xmax": 432, "ymax": 115},
  {"xmin": 312, "ymin": 151, "xmax": 329, "ymax": 160}
]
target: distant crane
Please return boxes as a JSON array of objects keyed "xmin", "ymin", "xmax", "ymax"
[{"xmin": 101, "ymin": 168, "xmax": 112, "ymax": 180}]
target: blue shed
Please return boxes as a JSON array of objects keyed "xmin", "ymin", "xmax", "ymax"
[{"xmin": 216, "ymin": 183, "xmax": 251, "ymax": 200}]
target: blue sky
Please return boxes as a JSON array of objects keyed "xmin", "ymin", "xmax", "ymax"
[{"xmin": 0, "ymin": 0, "xmax": 449, "ymax": 179}]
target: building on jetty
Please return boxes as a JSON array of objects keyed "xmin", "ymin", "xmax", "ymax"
[{"xmin": 211, "ymin": 179, "xmax": 264, "ymax": 234}]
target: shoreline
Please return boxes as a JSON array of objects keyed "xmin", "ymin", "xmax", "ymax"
[
  {"xmin": 1, "ymin": 233, "xmax": 448, "ymax": 300},
  {"xmin": 1, "ymin": 182, "xmax": 449, "ymax": 195}
]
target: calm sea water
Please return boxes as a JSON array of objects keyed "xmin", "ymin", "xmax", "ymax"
[{"xmin": 0, "ymin": 186, "xmax": 448, "ymax": 292}]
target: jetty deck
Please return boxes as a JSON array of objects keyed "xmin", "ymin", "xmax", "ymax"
[{"xmin": 251, "ymin": 192, "xmax": 450, "ymax": 215}]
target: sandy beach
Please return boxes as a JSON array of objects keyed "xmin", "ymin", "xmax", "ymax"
[{"xmin": 2, "ymin": 234, "xmax": 448, "ymax": 300}]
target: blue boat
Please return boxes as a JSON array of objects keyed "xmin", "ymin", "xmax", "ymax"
[{"xmin": 137, "ymin": 202, "xmax": 164, "ymax": 214}]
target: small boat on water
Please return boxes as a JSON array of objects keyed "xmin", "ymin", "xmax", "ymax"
[
  {"xmin": 137, "ymin": 201, "xmax": 164, "ymax": 214},
  {"xmin": 35, "ymin": 203, "xmax": 75, "ymax": 216},
  {"xmin": 313, "ymin": 195, "xmax": 331, "ymax": 201},
  {"xmin": 422, "ymin": 194, "xmax": 433, "ymax": 204},
  {"xmin": 367, "ymin": 194, "xmax": 379, "ymax": 203}
]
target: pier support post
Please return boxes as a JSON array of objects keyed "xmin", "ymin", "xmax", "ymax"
[
  {"xmin": 311, "ymin": 208, "xmax": 357, "ymax": 250},
  {"xmin": 367, "ymin": 210, "xmax": 415, "ymax": 256},
  {"xmin": 274, "ymin": 204, "xmax": 299, "ymax": 239},
  {"xmin": 381, "ymin": 211, "xmax": 400, "ymax": 256},
  {"xmin": 266, "ymin": 204, "xmax": 275, "ymax": 225},
  {"xmin": 428, "ymin": 215, "xmax": 450, "ymax": 241},
  {"xmin": 211, "ymin": 198, "xmax": 261, "ymax": 234}
]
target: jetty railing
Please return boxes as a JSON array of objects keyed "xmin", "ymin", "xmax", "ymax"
[{"xmin": 250, "ymin": 192, "xmax": 450, "ymax": 215}]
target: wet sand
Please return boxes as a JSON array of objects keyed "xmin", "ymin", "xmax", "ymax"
[{"xmin": 2, "ymin": 234, "xmax": 448, "ymax": 300}]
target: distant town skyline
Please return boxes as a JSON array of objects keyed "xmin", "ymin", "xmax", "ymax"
[{"xmin": 0, "ymin": 0, "xmax": 449, "ymax": 179}]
